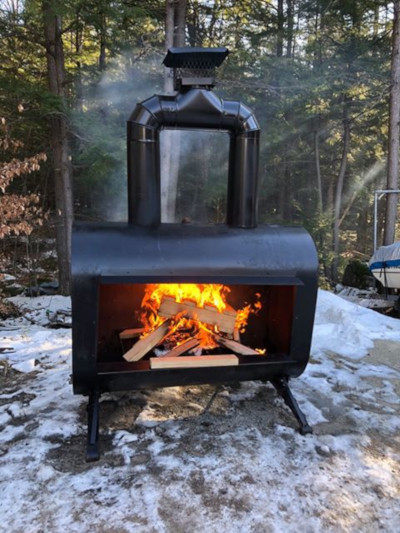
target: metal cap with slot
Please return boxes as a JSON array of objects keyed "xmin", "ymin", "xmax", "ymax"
[{"xmin": 163, "ymin": 47, "xmax": 229, "ymax": 90}]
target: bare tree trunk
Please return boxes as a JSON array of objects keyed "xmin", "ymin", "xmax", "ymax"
[
  {"xmin": 384, "ymin": 0, "xmax": 400, "ymax": 245},
  {"xmin": 313, "ymin": 0, "xmax": 323, "ymax": 68},
  {"xmin": 161, "ymin": 0, "xmax": 187, "ymax": 222},
  {"xmin": 286, "ymin": 0, "xmax": 294, "ymax": 58},
  {"xmin": 314, "ymin": 129, "xmax": 323, "ymax": 211},
  {"xmin": 312, "ymin": 6, "xmax": 324, "ymax": 215},
  {"xmin": 373, "ymin": 4, "xmax": 380, "ymax": 38},
  {"xmin": 278, "ymin": 158, "xmax": 287, "ymax": 220},
  {"xmin": 187, "ymin": 0, "xmax": 199, "ymax": 46},
  {"xmin": 99, "ymin": 40, "xmax": 106, "ymax": 71},
  {"xmin": 164, "ymin": 0, "xmax": 174, "ymax": 93},
  {"xmin": 74, "ymin": 12, "xmax": 83, "ymax": 113},
  {"xmin": 332, "ymin": 100, "xmax": 351, "ymax": 281},
  {"xmin": 378, "ymin": 197, "xmax": 386, "ymax": 247},
  {"xmin": 175, "ymin": 0, "xmax": 187, "ymax": 46},
  {"xmin": 275, "ymin": 0, "xmax": 287, "ymax": 221},
  {"xmin": 43, "ymin": 1, "xmax": 73, "ymax": 295},
  {"xmin": 277, "ymin": 0, "xmax": 284, "ymax": 57},
  {"xmin": 326, "ymin": 175, "xmax": 334, "ymax": 218},
  {"xmin": 356, "ymin": 205, "xmax": 369, "ymax": 254},
  {"xmin": 99, "ymin": 7, "xmax": 107, "ymax": 70}
]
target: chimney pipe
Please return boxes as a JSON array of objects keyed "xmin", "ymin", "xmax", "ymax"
[{"xmin": 127, "ymin": 47, "xmax": 260, "ymax": 228}]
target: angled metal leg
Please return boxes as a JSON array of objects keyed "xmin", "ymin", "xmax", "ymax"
[
  {"xmin": 86, "ymin": 390, "xmax": 101, "ymax": 462},
  {"xmin": 271, "ymin": 377, "xmax": 312, "ymax": 435}
]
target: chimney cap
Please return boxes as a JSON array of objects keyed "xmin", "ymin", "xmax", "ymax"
[{"xmin": 163, "ymin": 47, "xmax": 229, "ymax": 69}]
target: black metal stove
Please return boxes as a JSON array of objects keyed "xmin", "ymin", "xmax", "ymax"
[{"xmin": 72, "ymin": 47, "xmax": 318, "ymax": 461}]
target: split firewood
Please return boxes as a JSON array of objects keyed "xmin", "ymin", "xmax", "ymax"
[
  {"xmin": 222, "ymin": 307, "xmax": 237, "ymax": 339},
  {"xmin": 158, "ymin": 296, "xmax": 237, "ymax": 334},
  {"xmin": 163, "ymin": 337, "xmax": 200, "ymax": 358},
  {"xmin": 214, "ymin": 334, "xmax": 258, "ymax": 355},
  {"xmin": 123, "ymin": 320, "xmax": 171, "ymax": 362},
  {"xmin": 233, "ymin": 328, "xmax": 240, "ymax": 342},
  {"xmin": 119, "ymin": 328, "xmax": 144, "ymax": 340},
  {"xmin": 150, "ymin": 354, "xmax": 238, "ymax": 369}
]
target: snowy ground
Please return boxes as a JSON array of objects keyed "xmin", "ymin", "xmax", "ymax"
[{"xmin": 0, "ymin": 290, "xmax": 399, "ymax": 532}]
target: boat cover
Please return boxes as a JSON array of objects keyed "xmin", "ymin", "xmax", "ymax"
[{"xmin": 369, "ymin": 242, "xmax": 400, "ymax": 270}]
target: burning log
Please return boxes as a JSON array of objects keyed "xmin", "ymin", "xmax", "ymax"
[
  {"xmin": 119, "ymin": 328, "xmax": 144, "ymax": 340},
  {"xmin": 214, "ymin": 334, "xmax": 258, "ymax": 355},
  {"xmin": 150, "ymin": 354, "xmax": 238, "ymax": 369},
  {"xmin": 158, "ymin": 296, "xmax": 237, "ymax": 334},
  {"xmin": 163, "ymin": 337, "xmax": 200, "ymax": 358},
  {"xmin": 123, "ymin": 320, "xmax": 171, "ymax": 362}
]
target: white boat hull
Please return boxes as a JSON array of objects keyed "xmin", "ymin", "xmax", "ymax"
[{"xmin": 369, "ymin": 267, "xmax": 400, "ymax": 289}]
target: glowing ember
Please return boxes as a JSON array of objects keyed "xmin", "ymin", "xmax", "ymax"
[{"xmin": 139, "ymin": 283, "xmax": 262, "ymax": 352}]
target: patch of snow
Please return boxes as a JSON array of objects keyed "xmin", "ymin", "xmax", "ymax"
[
  {"xmin": 312, "ymin": 289, "xmax": 400, "ymax": 359},
  {"xmin": 12, "ymin": 358, "xmax": 36, "ymax": 373},
  {"xmin": 0, "ymin": 273, "xmax": 16, "ymax": 281},
  {"xmin": 5, "ymin": 294, "xmax": 71, "ymax": 327},
  {"xmin": 36, "ymin": 464, "xmax": 56, "ymax": 482}
]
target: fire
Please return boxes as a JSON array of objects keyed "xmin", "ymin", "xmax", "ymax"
[
  {"xmin": 139, "ymin": 283, "xmax": 262, "ymax": 352},
  {"xmin": 141, "ymin": 283, "xmax": 230, "ymax": 318}
]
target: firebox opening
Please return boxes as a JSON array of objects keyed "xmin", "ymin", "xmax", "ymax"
[{"xmin": 97, "ymin": 283, "xmax": 297, "ymax": 369}]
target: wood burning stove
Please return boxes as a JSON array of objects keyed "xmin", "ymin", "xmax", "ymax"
[{"xmin": 72, "ymin": 47, "xmax": 318, "ymax": 461}]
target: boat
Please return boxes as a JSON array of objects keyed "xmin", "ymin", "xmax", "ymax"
[{"xmin": 369, "ymin": 242, "xmax": 400, "ymax": 289}]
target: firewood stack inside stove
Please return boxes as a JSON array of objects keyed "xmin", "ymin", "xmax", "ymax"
[{"xmin": 120, "ymin": 286, "xmax": 263, "ymax": 368}]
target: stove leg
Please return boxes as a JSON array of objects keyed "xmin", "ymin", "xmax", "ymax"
[
  {"xmin": 271, "ymin": 377, "xmax": 312, "ymax": 435},
  {"xmin": 86, "ymin": 390, "xmax": 100, "ymax": 462}
]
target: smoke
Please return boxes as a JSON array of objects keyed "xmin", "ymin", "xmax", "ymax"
[
  {"xmin": 74, "ymin": 52, "xmax": 230, "ymax": 224},
  {"xmin": 74, "ymin": 53, "xmax": 164, "ymax": 222}
]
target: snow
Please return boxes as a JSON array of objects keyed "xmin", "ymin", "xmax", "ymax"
[
  {"xmin": 4, "ymin": 294, "xmax": 71, "ymax": 325},
  {"xmin": 0, "ymin": 289, "xmax": 399, "ymax": 532},
  {"xmin": 312, "ymin": 290, "xmax": 400, "ymax": 359}
]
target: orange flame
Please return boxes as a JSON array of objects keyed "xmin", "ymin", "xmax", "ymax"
[{"xmin": 139, "ymin": 283, "xmax": 262, "ymax": 352}]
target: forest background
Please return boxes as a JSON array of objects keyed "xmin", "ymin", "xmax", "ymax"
[{"xmin": 0, "ymin": 0, "xmax": 399, "ymax": 295}]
